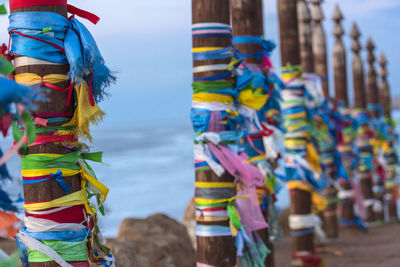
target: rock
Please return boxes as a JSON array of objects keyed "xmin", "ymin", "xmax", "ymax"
[
  {"xmin": 108, "ymin": 213, "xmax": 195, "ymax": 267},
  {"xmin": 182, "ymin": 197, "xmax": 196, "ymax": 249}
]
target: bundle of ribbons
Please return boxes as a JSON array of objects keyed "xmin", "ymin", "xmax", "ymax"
[
  {"xmin": 352, "ymin": 108, "xmax": 384, "ymax": 222},
  {"xmin": 232, "ymin": 35, "xmax": 283, "ymax": 243},
  {"xmin": 192, "ymin": 23, "xmax": 270, "ymax": 266},
  {"xmin": 8, "ymin": 1, "xmax": 115, "ymax": 266},
  {"xmin": 367, "ymin": 104, "xmax": 398, "ymax": 222},
  {"xmin": 280, "ymin": 65, "xmax": 328, "ymax": 266}
]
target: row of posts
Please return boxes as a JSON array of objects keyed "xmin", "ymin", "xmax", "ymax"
[{"xmin": 192, "ymin": 0, "xmax": 394, "ymax": 266}]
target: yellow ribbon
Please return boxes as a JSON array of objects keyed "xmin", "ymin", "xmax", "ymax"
[
  {"xmin": 63, "ymin": 81, "xmax": 105, "ymax": 142},
  {"xmin": 196, "ymin": 215, "xmax": 230, "ymax": 222},
  {"xmin": 195, "ymin": 196, "xmax": 247, "ymax": 205},
  {"xmin": 306, "ymin": 142, "xmax": 322, "ymax": 175},
  {"xmin": 15, "ymin": 73, "xmax": 105, "ymax": 142},
  {"xmin": 192, "ymin": 92, "xmax": 234, "ymax": 105},
  {"xmin": 237, "ymin": 88, "xmax": 268, "ymax": 110},
  {"xmin": 24, "ymin": 189, "xmax": 89, "ymax": 212},
  {"xmin": 195, "ymin": 182, "xmax": 235, "ymax": 188}
]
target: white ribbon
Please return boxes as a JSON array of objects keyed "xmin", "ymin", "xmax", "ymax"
[{"xmin": 17, "ymin": 231, "xmax": 73, "ymax": 267}]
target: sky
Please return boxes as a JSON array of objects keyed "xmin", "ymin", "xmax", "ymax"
[{"xmin": 0, "ymin": 0, "xmax": 399, "ymax": 126}]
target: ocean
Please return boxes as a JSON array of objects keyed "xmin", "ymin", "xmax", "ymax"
[{"xmin": 0, "ymin": 112, "xmax": 399, "ymax": 237}]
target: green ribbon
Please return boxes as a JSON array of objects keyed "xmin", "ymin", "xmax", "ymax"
[
  {"xmin": 192, "ymin": 80, "xmax": 234, "ymax": 94},
  {"xmin": 28, "ymin": 240, "xmax": 88, "ymax": 263},
  {"xmin": 21, "ymin": 151, "xmax": 103, "ymax": 170}
]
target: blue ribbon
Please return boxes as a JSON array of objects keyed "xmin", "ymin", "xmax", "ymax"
[
  {"xmin": 20, "ymin": 227, "xmax": 88, "ymax": 242},
  {"xmin": 9, "ymin": 11, "xmax": 114, "ymax": 103},
  {"xmin": 291, "ymin": 227, "xmax": 314, "ymax": 237},
  {"xmin": 51, "ymin": 170, "xmax": 71, "ymax": 194}
]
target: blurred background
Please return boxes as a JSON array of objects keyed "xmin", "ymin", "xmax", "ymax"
[{"xmin": 0, "ymin": 0, "xmax": 399, "ymax": 237}]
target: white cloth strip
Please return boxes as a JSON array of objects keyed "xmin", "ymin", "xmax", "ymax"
[
  {"xmin": 338, "ymin": 190, "xmax": 354, "ymax": 199},
  {"xmin": 192, "ymin": 101, "xmax": 234, "ymax": 111},
  {"xmin": 192, "ymin": 22, "xmax": 231, "ymax": 29},
  {"xmin": 193, "ymin": 64, "xmax": 229, "ymax": 73},
  {"xmin": 17, "ymin": 231, "xmax": 73, "ymax": 267},
  {"xmin": 14, "ymin": 56, "xmax": 62, "ymax": 67},
  {"xmin": 24, "ymin": 217, "xmax": 86, "ymax": 233},
  {"xmin": 26, "ymin": 206, "xmax": 72, "ymax": 215},
  {"xmin": 195, "ymin": 210, "xmax": 228, "ymax": 217},
  {"xmin": 289, "ymin": 214, "xmax": 316, "ymax": 230},
  {"xmin": 196, "ymin": 231, "xmax": 232, "ymax": 237}
]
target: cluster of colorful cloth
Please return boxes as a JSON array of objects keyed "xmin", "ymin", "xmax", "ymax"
[{"xmin": 0, "ymin": 1, "xmax": 116, "ymax": 266}]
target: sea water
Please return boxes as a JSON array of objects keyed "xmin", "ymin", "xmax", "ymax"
[{"xmin": 0, "ymin": 111, "xmax": 399, "ymax": 237}]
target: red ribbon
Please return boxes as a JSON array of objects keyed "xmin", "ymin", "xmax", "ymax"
[
  {"xmin": 9, "ymin": 0, "xmax": 67, "ymax": 10},
  {"xmin": 25, "ymin": 205, "xmax": 86, "ymax": 224},
  {"xmin": 9, "ymin": 1, "xmax": 100, "ymax": 24},
  {"xmin": 25, "ymin": 134, "xmax": 78, "ymax": 145},
  {"xmin": 67, "ymin": 5, "xmax": 100, "ymax": 24}
]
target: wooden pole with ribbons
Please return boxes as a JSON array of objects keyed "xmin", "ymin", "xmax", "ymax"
[
  {"xmin": 331, "ymin": 5, "xmax": 356, "ymax": 233},
  {"xmin": 9, "ymin": 1, "xmax": 114, "ymax": 266},
  {"xmin": 310, "ymin": 0, "xmax": 329, "ymax": 98},
  {"xmin": 350, "ymin": 24, "xmax": 376, "ymax": 226},
  {"xmin": 366, "ymin": 37, "xmax": 385, "ymax": 223},
  {"xmin": 231, "ymin": 0, "xmax": 275, "ymax": 266},
  {"xmin": 278, "ymin": 1, "xmax": 323, "ymax": 266},
  {"xmin": 191, "ymin": 0, "xmax": 236, "ymax": 266},
  {"xmin": 378, "ymin": 53, "xmax": 398, "ymax": 222},
  {"xmin": 10, "ymin": 3, "xmax": 84, "ymax": 267}
]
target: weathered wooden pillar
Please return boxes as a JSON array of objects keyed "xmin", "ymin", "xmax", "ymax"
[
  {"xmin": 10, "ymin": 2, "xmax": 86, "ymax": 266},
  {"xmin": 192, "ymin": 0, "xmax": 236, "ymax": 266},
  {"xmin": 331, "ymin": 5, "xmax": 356, "ymax": 231},
  {"xmin": 332, "ymin": 5, "xmax": 348, "ymax": 106},
  {"xmin": 350, "ymin": 23, "xmax": 375, "ymax": 225},
  {"xmin": 378, "ymin": 53, "xmax": 391, "ymax": 119},
  {"xmin": 278, "ymin": 1, "xmax": 321, "ymax": 266},
  {"xmin": 297, "ymin": 0, "xmax": 314, "ymax": 73},
  {"xmin": 379, "ymin": 53, "xmax": 398, "ymax": 222},
  {"xmin": 350, "ymin": 23, "xmax": 366, "ymax": 109},
  {"xmin": 366, "ymin": 37, "xmax": 385, "ymax": 223},
  {"xmin": 366, "ymin": 38, "xmax": 380, "ymax": 119},
  {"xmin": 310, "ymin": 0, "xmax": 329, "ymax": 98},
  {"xmin": 231, "ymin": 1, "xmax": 274, "ymax": 266}
]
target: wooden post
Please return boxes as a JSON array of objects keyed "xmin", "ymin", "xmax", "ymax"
[
  {"xmin": 332, "ymin": 5, "xmax": 348, "ymax": 106},
  {"xmin": 366, "ymin": 37, "xmax": 385, "ymax": 222},
  {"xmin": 231, "ymin": 1, "xmax": 274, "ymax": 266},
  {"xmin": 379, "ymin": 53, "xmax": 398, "ymax": 222},
  {"xmin": 350, "ymin": 23, "xmax": 375, "ymax": 225},
  {"xmin": 192, "ymin": 1, "xmax": 236, "ymax": 266},
  {"xmin": 310, "ymin": 0, "xmax": 329, "ymax": 98},
  {"xmin": 378, "ymin": 53, "xmax": 391, "ymax": 119},
  {"xmin": 278, "ymin": 1, "xmax": 321, "ymax": 266},
  {"xmin": 350, "ymin": 23, "xmax": 366, "ymax": 109},
  {"xmin": 331, "ymin": 5, "xmax": 356, "ymax": 232},
  {"xmin": 10, "ymin": 2, "xmax": 85, "ymax": 267},
  {"xmin": 297, "ymin": 0, "xmax": 314, "ymax": 73},
  {"xmin": 366, "ymin": 37, "xmax": 380, "ymax": 119}
]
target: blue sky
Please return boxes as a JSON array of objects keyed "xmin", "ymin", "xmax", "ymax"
[{"xmin": 0, "ymin": 0, "xmax": 399, "ymax": 126}]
